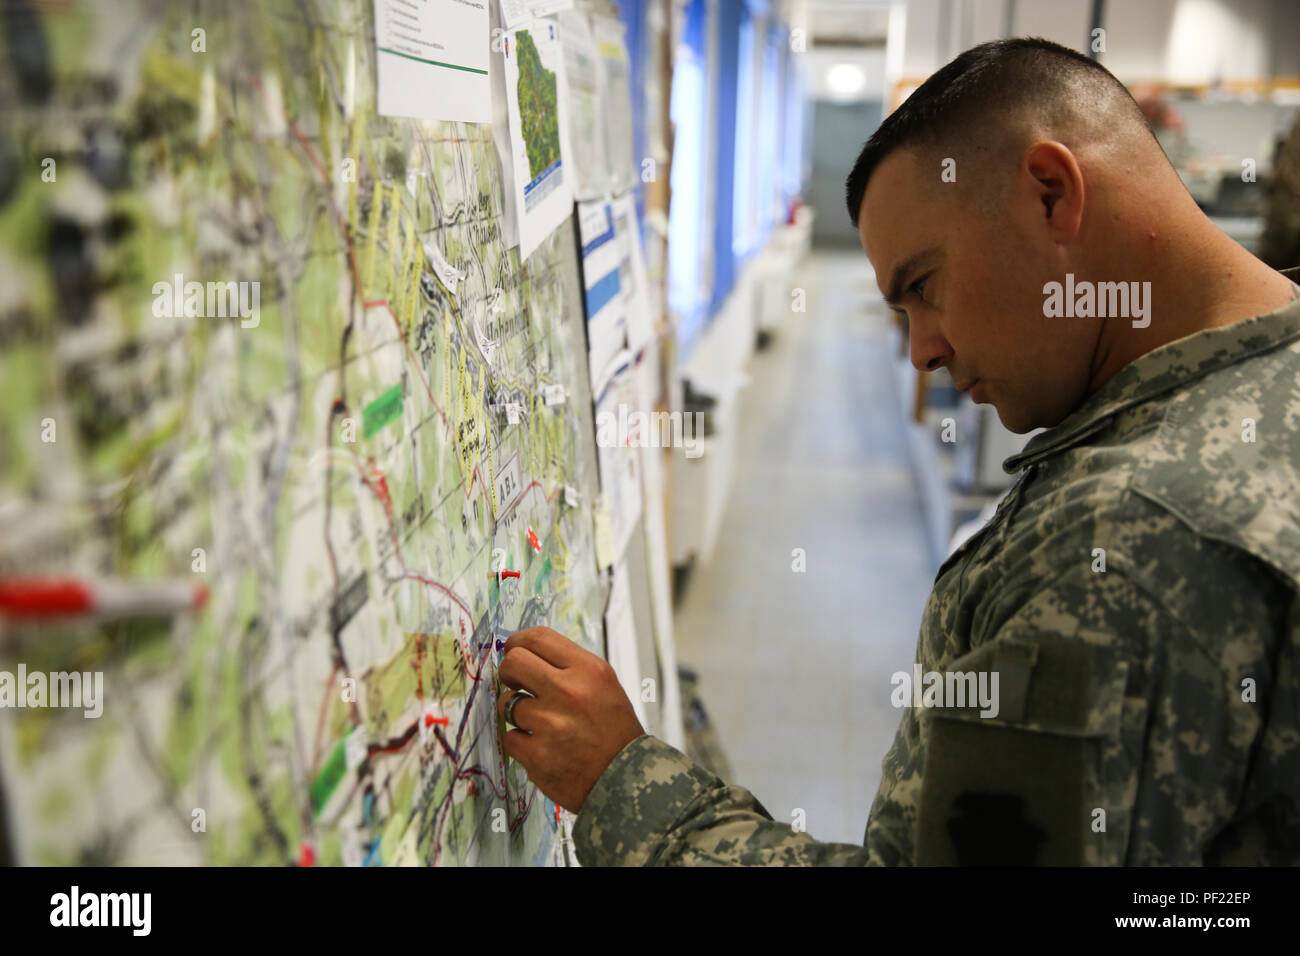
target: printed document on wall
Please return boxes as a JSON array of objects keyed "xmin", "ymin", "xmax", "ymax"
[
  {"xmin": 500, "ymin": 0, "xmax": 575, "ymax": 31},
  {"xmin": 373, "ymin": 0, "xmax": 491, "ymax": 122},
  {"xmin": 593, "ymin": 365, "xmax": 643, "ymax": 563},
  {"xmin": 502, "ymin": 20, "xmax": 575, "ymax": 261},
  {"xmin": 604, "ymin": 560, "xmax": 648, "ymax": 727},
  {"xmin": 557, "ymin": 9, "xmax": 610, "ymax": 200},
  {"xmin": 611, "ymin": 193, "xmax": 653, "ymax": 352},
  {"xmin": 577, "ymin": 199, "xmax": 626, "ymax": 395},
  {"xmin": 594, "ymin": 15, "xmax": 636, "ymax": 192}
]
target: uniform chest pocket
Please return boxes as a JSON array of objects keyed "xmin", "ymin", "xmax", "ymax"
[{"xmin": 914, "ymin": 632, "xmax": 1130, "ymax": 865}]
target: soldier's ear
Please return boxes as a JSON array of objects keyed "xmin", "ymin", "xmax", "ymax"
[{"xmin": 1020, "ymin": 141, "xmax": 1085, "ymax": 242}]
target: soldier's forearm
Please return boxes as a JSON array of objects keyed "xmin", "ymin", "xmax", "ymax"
[{"xmin": 573, "ymin": 735, "xmax": 886, "ymax": 865}]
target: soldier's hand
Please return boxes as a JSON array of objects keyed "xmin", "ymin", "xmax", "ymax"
[{"xmin": 496, "ymin": 626, "xmax": 645, "ymax": 812}]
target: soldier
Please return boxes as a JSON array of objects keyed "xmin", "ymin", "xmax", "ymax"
[
  {"xmin": 497, "ymin": 38, "xmax": 1300, "ymax": 865},
  {"xmin": 1261, "ymin": 110, "xmax": 1300, "ymax": 270}
]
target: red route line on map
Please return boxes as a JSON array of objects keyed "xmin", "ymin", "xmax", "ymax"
[
  {"xmin": 301, "ymin": 444, "xmax": 480, "ymax": 680},
  {"xmin": 371, "ymin": 470, "xmax": 561, "ymax": 838},
  {"xmin": 509, "ymin": 785, "xmax": 540, "ymax": 834},
  {"xmin": 282, "ymin": 101, "xmax": 487, "ymax": 673},
  {"xmin": 327, "ymin": 416, "xmax": 559, "ymax": 852},
  {"xmin": 277, "ymin": 88, "xmax": 544, "ymax": 591},
  {"xmin": 281, "ymin": 95, "xmax": 498, "ymax": 508},
  {"xmin": 286, "ymin": 98, "xmax": 566, "ymax": 667},
  {"xmin": 278, "ymin": 89, "xmax": 560, "ymax": 855}
]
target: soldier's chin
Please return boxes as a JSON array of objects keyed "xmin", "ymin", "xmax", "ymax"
[{"xmin": 992, "ymin": 399, "xmax": 1035, "ymax": 435}]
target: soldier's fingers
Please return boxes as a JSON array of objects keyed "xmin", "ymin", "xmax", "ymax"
[
  {"xmin": 497, "ymin": 645, "xmax": 556, "ymax": 695},
  {"xmin": 504, "ymin": 627, "xmax": 585, "ymax": 669}
]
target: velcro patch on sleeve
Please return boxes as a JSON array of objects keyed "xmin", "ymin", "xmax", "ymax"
[{"xmin": 915, "ymin": 634, "xmax": 1128, "ymax": 865}]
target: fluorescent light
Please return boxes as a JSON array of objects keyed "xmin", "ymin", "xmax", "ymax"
[{"xmin": 826, "ymin": 63, "xmax": 866, "ymax": 97}]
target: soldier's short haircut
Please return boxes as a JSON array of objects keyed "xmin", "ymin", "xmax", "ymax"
[{"xmin": 844, "ymin": 38, "xmax": 1158, "ymax": 225}]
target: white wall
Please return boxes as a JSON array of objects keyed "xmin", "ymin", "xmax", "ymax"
[
  {"xmin": 1104, "ymin": 0, "xmax": 1273, "ymax": 86},
  {"xmin": 890, "ymin": 0, "xmax": 1298, "ymax": 88},
  {"xmin": 1013, "ymin": 0, "xmax": 1092, "ymax": 50},
  {"xmin": 896, "ymin": 0, "xmax": 1083, "ymax": 78}
]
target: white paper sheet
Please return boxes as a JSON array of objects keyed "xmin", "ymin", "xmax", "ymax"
[
  {"xmin": 577, "ymin": 199, "xmax": 626, "ymax": 394},
  {"xmin": 592, "ymin": 364, "xmax": 643, "ymax": 563},
  {"xmin": 373, "ymin": 0, "xmax": 491, "ymax": 123},
  {"xmin": 593, "ymin": 15, "xmax": 636, "ymax": 192},
  {"xmin": 500, "ymin": 0, "xmax": 576, "ymax": 31},
  {"xmin": 611, "ymin": 193, "xmax": 653, "ymax": 353},
  {"xmin": 604, "ymin": 560, "xmax": 647, "ymax": 726},
  {"xmin": 642, "ymin": 485, "xmax": 685, "ymax": 749},
  {"xmin": 501, "ymin": 20, "xmax": 575, "ymax": 261},
  {"xmin": 557, "ymin": 10, "xmax": 610, "ymax": 200}
]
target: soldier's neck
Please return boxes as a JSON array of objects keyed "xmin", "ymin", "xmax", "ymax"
[{"xmin": 1086, "ymin": 209, "xmax": 1299, "ymax": 394}]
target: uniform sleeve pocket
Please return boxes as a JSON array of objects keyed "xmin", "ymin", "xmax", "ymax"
[{"xmin": 914, "ymin": 632, "xmax": 1130, "ymax": 865}]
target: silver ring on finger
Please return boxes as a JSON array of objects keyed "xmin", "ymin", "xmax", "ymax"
[{"xmin": 504, "ymin": 689, "xmax": 535, "ymax": 727}]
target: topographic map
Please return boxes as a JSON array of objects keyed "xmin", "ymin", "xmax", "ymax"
[
  {"xmin": 0, "ymin": 0, "xmax": 604, "ymax": 865},
  {"xmin": 514, "ymin": 29, "xmax": 561, "ymax": 182}
]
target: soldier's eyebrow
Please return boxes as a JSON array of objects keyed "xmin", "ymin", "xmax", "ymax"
[{"xmin": 882, "ymin": 246, "xmax": 944, "ymax": 308}]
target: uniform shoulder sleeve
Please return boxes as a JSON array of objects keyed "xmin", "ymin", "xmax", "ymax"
[
  {"xmin": 919, "ymin": 512, "xmax": 1288, "ymax": 864},
  {"xmin": 573, "ymin": 735, "xmax": 891, "ymax": 866}
]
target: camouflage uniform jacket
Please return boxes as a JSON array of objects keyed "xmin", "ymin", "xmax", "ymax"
[{"xmin": 573, "ymin": 267, "xmax": 1300, "ymax": 865}]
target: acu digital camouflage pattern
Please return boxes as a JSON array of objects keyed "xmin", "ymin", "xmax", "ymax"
[{"xmin": 573, "ymin": 268, "xmax": 1300, "ymax": 866}]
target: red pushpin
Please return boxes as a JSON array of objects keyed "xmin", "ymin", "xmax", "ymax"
[
  {"xmin": 297, "ymin": 842, "xmax": 316, "ymax": 867},
  {"xmin": 526, "ymin": 527, "xmax": 541, "ymax": 553},
  {"xmin": 0, "ymin": 577, "xmax": 209, "ymax": 620},
  {"xmin": 424, "ymin": 713, "xmax": 449, "ymax": 728}
]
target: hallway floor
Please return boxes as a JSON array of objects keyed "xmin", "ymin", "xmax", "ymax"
[{"xmin": 673, "ymin": 248, "xmax": 934, "ymax": 846}]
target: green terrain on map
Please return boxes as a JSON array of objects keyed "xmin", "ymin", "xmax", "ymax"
[{"xmin": 515, "ymin": 30, "xmax": 562, "ymax": 182}]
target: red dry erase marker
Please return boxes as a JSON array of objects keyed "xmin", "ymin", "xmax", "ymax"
[{"xmin": 0, "ymin": 577, "xmax": 210, "ymax": 620}]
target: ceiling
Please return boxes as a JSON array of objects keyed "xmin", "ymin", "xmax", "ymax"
[{"xmin": 802, "ymin": 0, "xmax": 892, "ymax": 47}]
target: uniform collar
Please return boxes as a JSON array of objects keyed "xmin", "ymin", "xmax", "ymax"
[{"xmin": 1004, "ymin": 266, "xmax": 1300, "ymax": 474}]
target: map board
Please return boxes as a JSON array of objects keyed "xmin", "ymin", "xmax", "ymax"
[{"xmin": 0, "ymin": 0, "xmax": 605, "ymax": 866}]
